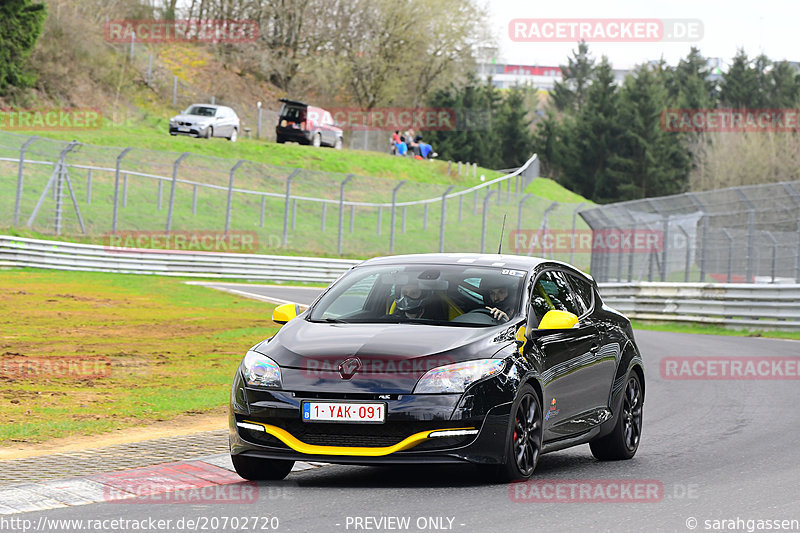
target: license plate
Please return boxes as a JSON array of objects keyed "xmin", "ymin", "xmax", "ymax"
[
  {"xmin": 178, "ymin": 126, "xmax": 190, "ymax": 132},
  {"xmin": 302, "ymin": 402, "xmax": 385, "ymax": 423}
]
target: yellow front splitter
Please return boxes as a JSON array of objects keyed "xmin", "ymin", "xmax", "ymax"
[{"xmin": 239, "ymin": 420, "xmax": 477, "ymax": 457}]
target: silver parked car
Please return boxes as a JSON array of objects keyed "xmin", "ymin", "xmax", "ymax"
[{"xmin": 169, "ymin": 104, "xmax": 240, "ymax": 142}]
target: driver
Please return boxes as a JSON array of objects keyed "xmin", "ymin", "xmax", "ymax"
[
  {"xmin": 485, "ymin": 277, "xmax": 517, "ymax": 322},
  {"xmin": 394, "ymin": 285, "xmax": 431, "ymax": 319}
]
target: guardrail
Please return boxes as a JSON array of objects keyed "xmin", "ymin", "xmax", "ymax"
[
  {"xmin": 0, "ymin": 236, "xmax": 359, "ymax": 283},
  {"xmin": 3, "ymin": 235, "xmax": 799, "ymax": 329},
  {"xmin": 599, "ymin": 282, "xmax": 800, "ymax": 330}
]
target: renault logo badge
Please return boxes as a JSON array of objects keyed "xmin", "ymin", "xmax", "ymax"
[{"xmin": 338, "ymin": 357, "xmax": 362, "ymax": 380}]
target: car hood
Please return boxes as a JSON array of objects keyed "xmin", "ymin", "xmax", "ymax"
[{"xmin": 256, "ymin": 319, "xmax": 514, "ymax": 371}]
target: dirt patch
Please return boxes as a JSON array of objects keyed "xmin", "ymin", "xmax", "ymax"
[{"xmin": 0, "ymin": 407, "xmax": 227, "ymax": 461}]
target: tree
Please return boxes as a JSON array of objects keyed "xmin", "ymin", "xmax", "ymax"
[
  {"xmin": 551, "ymin": 41, "xmax": 595, "ymax": 113},
  {"xmin": 765, "ymin": 61, "xmax": 800, "ymax": 108},
  {"xmin": 614, "ymin": 65, "xmax": 691, "ymax": 200},
  {"xmin": 719, "ymin": 49, "xmax": 765, "ymax": 108},
  {"xmin": 572, "ymin": 57, "xmax": 624, "ymax": 202},
  {"xmin": 494, "ymin": 86, "xmax": 534, "ymax": 168},
  {"xmin": 665, "ymin": 47, "xmax": 718, "ymax": 109},
  {"xmin": 0, "ymin": 0, "xmax": 47, "ymax": 94}
]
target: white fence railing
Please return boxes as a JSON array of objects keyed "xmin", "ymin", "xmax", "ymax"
[
  {"xmin": 0, "ymin": 236, "xmax": 359, "ymax": 283},
  {"xmin": 3, "ymin": 235, "xmax": 799, "ymax": 329}
]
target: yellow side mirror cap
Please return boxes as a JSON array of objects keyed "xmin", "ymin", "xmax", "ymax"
[
  {"xmin": 538, "ymin": 310, "xmax": 578, "ymax": 330},
  {"xmin": 272, "ymin": 303, "xmax": 300, "ymax": 325}
]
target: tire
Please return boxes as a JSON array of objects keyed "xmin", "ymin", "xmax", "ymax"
[
  {"xmin": 276, "ymin": 137, "xmax": 285, "ymax": 144},
  {"xmin": 590, "ymin": 371, "xmax": 643, "ymax": 461},
  {"xmin": 205, "ymin": 126, "xmax": 213, "ymax": 139},
  {"xmin": 312, "ymin": 133, "xmax": 321, "ymax": 148},
  {"xmin": 479, "ymin": 384, "xmax": 542, "ymax": 483},
  {"xmin": 228, "ymin": 128, "xmax": 238, "ymax": 142},
  {"xmin": 231, "ymin": 454, "xmax": 294, "ymax": 481},
  {"xmin": 334, "ymin": 137, "xmax": 343, "ymax": 150}
]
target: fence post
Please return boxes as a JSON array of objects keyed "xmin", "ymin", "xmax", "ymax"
[
  {"xmin": 480, "ymin": 190, "xmax": 496, "ymax": 253},
  {"xmin": 337, "ymin": 174, "xmax": 353, "ymax": 255},
  {"xmin": 377, "ymin": 206, "xmax": 382, "ymax": 236},
  {"xmin": 569, "ymin": 203, "xmax": 586, "ymax": 265},
  {"xmin": 123, "ymin": 174, "xmax": 128, "ymax": 207},
  {"xmin": 129, "ymin": 31, "xmax": 135, "ymax": 62},
  {"xmin": 192, "ymin": 185, "xmax": 198, "ymax": 215},
  {"xmin": 172, "ymin": 76, "xmax": 178, "ymax": 106},
  {"xmin": 473, "ymin": 189, "xmax": 478, "ymax": 215},
  {"xmin": 458, "ymin": 194, "xmax": 463, "ymax": 221},
  {"xmin": 423, "ymin": 203, "xmax": 428, "ymax": 230},
  {"xmin": 86, "ymin": 170, "xmax": 92, "ymax": 204},
  {"xmin": 349, "ymin": 205, "xmax": 355, "ymax": 233},
  {"xmin": 677, "ymin": 226, "xmax": 691, "ymax": 282},
  {"xmin": 257, "ymin": 102, "xmax": 262, "ymax": 139},
  {"xmin": 764, "ymin": 231, "xmax": 777, "ymax": 283},
  {"xmin": 282, "ymin": 169, "xmax": 300, "ymax": 247},
  {"xmin": 389, "ymin": 181, "xmax": 406, "ymax": 254},
  {"xmin": 13, "ymin": 136, "xmax": 38, "ymax": 226},
  {"xmin": 158, "ymin": 180, "xmax": 163, "ymax": 210},
  {"xmin": 112, "ymin": 147, "xmax": 133, "ymax": 233},
  {"xmin": 321, "ymin": 202, "xmax": 327, "ymax": 232},
  {"xmin": 401, "ymin": 207, "xmax": 407, "ymax": 234},
  {"xmin": 260, "ymin": 197, "xmax": 266, "ymax": 227},
  {"xmin": 686, "ymin": 193, "xmax": 707, "ymax": 282},
  {"xmin": 735, "ymin": 189, "xmax": 756, "ymax": 283},
  {"xmin": 722, "ymin": 229, "xmax": 734, "ymax": 283},
  {"xmin": 225, "ymin": 160, "xmax": 245, "ymax": 236},
  {"xmin": 146, "ymin": 54, "xmax": 152, "ymax": 86},
  {"xmin": 165, "ymin": 152, "xmax": 190, "ymax": 232},
  {"xmin": 439, "ymin": 186, "xmax": 454, "ymax": 253},
  {"xmin": 292, "ymin": 199, "xmax": 297, "ymax": 230}
]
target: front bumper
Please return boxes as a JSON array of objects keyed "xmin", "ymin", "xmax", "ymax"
[
  {"xmin": 229, "ymin": 370, "xmax": 515, "ymax": 465},
  {"xmin": 169, "ymin": 124, "xmax": 210, "ymax": 137}
]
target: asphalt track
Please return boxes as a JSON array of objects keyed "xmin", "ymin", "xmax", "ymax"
[{"xmin": 8, "ymin": 284, "xmax": 800, "ymax": 533}]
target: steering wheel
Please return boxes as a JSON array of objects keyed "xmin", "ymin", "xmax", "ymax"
[{"xmin": 470, "ymin": 307, "xmax": 503, "ymax": 322}]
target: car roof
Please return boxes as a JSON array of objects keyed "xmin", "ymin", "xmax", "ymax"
[
  {"xmin": 279, "ymin": 98, "xmax": 307, "ymax": 107},
  {"xmin": 357, "ymin": 253, "xmax": 594, "ymax": 281},
  {"xmin": 189, "ymin": 103, "xmax": 219, "ymax": 108},
  {"xmin": 358, "ymin": 253, "xmax": 545, "ymax": 270}
]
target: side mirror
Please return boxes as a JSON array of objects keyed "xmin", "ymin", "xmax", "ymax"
[
  {"xmin": 538, "ymin": 310, "xmax": 579, "ymax": 330},
  {"xmin": 272, "ymin": 303, "xmax": 300, "ymax": 325}
]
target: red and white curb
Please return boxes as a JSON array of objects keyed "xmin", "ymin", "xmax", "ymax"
[{"xmin": 0, "ymin": 456, "xmax": 326, "ymax": 515}]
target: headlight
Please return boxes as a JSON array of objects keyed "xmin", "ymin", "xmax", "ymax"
[
  {"xmin": 413, "ymin": 359, "xmax": 505, "ymax": 394},
  {"xmin": 242, "ymin": 350, "xmax": 282, "ymax": 388}
]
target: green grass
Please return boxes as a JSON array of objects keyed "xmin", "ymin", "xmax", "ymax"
[
  {"xmin": 15, "ymin": 118, "xmax": 500, "ymax": 186},
  {"xmin": 0, "ymin": 269, "xmax": 279, "ymax": 442},
  {"xmin": 631, "ymin": 319, "xmax": 800, "ymax": 340}
]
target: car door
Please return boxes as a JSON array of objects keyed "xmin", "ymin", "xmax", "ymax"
[
  {"xmin": 525, "ymin": 269, "xmax": 601, "ymax": 440},
  {"xmin": 564, "ymin": 271, "xmax": 620, "ymax": 413}
]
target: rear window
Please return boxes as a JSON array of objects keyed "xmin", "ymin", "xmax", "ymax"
[{"xmin": 280, "ymin": 104, "xmax": 305, "ymax": 121}]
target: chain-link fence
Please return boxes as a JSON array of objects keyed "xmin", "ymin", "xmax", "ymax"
[
  {"xmin": 0, "ymin": 131, "xmax": 597, "ymax": 263},
  {"xmin": 579, "ymin": 183, "xmax": 800, "ymax": 283}
]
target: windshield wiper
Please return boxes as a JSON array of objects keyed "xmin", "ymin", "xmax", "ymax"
[{"xmin": 319, "ymin": 317, "xmax": 350, "ymax": 324}]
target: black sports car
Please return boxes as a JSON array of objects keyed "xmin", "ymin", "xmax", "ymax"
[{"xmin": 229, "ymin": 254, "xmax": 645, "ymax": 482}]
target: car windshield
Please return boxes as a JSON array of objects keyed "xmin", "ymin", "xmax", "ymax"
[
  {"xmin": 307, "ymin": 264, "xmax": 525, "ymax": 326},
  {"xmin": 185, "ymin": 106, "xmax": 217, "ymax": 117}
]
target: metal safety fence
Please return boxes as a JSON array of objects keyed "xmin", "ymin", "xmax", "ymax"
[
  {"xmin": 1, "ymin": 131, "xmax": 597, "ymax": 264},
  {"xmin": 579, "ymin": 182, "xmax": 800, "ymax": 284}
]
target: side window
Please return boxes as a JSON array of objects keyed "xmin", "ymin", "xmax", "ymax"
[
  {"xmin": 531, "ymin": 271, "xmax": 583, "ymax": 321},
  {"xmin": 566, "ymin": 274, "xmax": 594, "ymax": 314}
]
